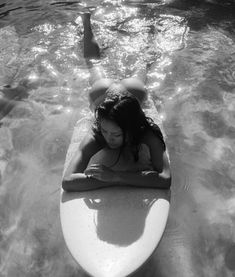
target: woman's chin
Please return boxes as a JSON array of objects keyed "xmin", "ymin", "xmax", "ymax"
[{"xmin": 108, "ymin": 144, "xmax": 120, "ymax": 149}]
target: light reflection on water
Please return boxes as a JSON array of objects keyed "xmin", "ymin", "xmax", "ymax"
[{"xmin": 0, "ymin": 1, "xmax": 235, "ymax": 277}]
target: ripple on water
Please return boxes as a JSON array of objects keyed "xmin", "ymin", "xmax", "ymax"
[
  {"xmin": 40, "ymin": 133, "xmax": 70, "ymax": 166},
  {"xmin": 197, "ymin": 82, "xmax": 224, "ymax": 105},
  {"xmin": 5, "ymin": 101, "xmax": 44, "ymax": 122},
  {"xmin": 204, "ymin": 167, "xmax": 235, "ymax": 195},
  {"xmin": 0, "ymin": 127, "xmax": 13, "ymax": 151},
  {"xmin": 11, "ymin": 122, "xmax": 39, "ymax": 152},
  {"xmin": 0, "ymin": 26, "xmax": 20, "ymax": 85},
  {"xmin": 4, "ymin": 157, "xmax": 26, "ymax": 181},
  {"xmin": 35, "ymin": 115, "xmax": 72, "ymax": 168},
  {"xmin": 201, "ymin": 111, "xmax": 229, "ymax": 138},
  {"xmin": 218, "ymin": 54, "xmax": 235, "ymax": 92},
  {"xmin": 225, "ymin": 243, "xmax": 235, "ymax": 271}
]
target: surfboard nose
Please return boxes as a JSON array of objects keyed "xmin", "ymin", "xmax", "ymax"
[{"xmin": 61, "ymin": 188, "xmax": 170, "ymax": 277}]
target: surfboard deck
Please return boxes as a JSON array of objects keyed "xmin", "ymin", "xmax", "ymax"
[
  {"xmin": 61, "ymin": 187, "xmax": 170, "ymax": 277},
  {"xmin": 60, "ymin": 100, "xmax": 170, "ymax": 277}
]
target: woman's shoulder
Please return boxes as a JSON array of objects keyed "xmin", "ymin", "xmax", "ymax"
[
  {"xmin": 79, "ymin": 124, "xmax": 104, "ymax": 155},
  {"xmin": 78, "ymin": 115, "xmax": 105, "ymax": 146},
  {"xmin": 83, "ymin": 123, "xmax": 107, "ymax": 149},
  {"xmin": 141, "ymin": 128, "xmax": 166, "ymax": 151}
]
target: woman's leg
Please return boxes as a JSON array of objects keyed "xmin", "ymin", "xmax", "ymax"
[
  {"xmin": 82, "ymin": 13, "xmax": 148, "ymax": 108},
  {"xmin": 82, "ymin": 13, "xmax": 114, "ymax": 110},
  {"xmin": 82, "ymin": 12, "xmax": 103, "ymax": 83}
]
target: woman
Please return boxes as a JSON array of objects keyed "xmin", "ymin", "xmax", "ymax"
[{"xmin": 62, "ymin": 13, "xmax": 171, "ymax": 192}]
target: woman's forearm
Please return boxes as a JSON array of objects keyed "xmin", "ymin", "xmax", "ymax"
[
  {"xmin": 62, "ymin": 170, "xmax": 171, "ymax": 192},
  {"xmin": 115, "ymin": 170, "xmax": 171, "ymax": 190},
  {"xmin": 62, "ymin": 173, "xmax": 114, "ymax": 192}
]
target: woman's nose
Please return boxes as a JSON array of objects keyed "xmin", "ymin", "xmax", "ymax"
[{"xmin": 106, "ymin": 134, "xmax": 114, "ymax": 142}]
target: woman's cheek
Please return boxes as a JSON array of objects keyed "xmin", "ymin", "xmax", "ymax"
[{"xmin": 117, "ymin": 136, "xmax": 124, "ymax": 146}]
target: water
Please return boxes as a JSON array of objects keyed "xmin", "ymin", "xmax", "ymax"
[{"xmin": 0, "ymin": 0, "xmax": 235, "ymax": 276}]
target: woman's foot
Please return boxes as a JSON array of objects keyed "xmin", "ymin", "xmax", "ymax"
[{"xmin": 0, "ymin": 83, "xmax": 29, "ymax": 100}]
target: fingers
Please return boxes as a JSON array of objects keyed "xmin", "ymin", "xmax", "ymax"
[
  {"xmin": 85, "ymin": 167, "xmax": 101, "ymax": 175},
  {"xmin": 88, "ymin": 164, "xmax": 104, "ymax": 168},
  {"xmin": 90, "ymin": 173, "xmax": 100, "ymax": 179},
  {"xmin": 84, "ymin": 165, "xmax": 103, "ymax": 180},
  {"xmin": 84, "ymin": 170, "xmax": 101, "ymax": 181},
  {"xmin": 85, "ymin": 164, "xmax": 105, "ymax": 173},
  {"xmin": 85, "ymin": 171, "xmax": 99, "ymax": 178},
  {"xmin": 84, "ymin": 164, "xmax": 113, "ymax": 182}
]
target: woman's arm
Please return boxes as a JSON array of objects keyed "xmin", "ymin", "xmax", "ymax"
[
  {"xmin": 62, "ymin": 133, "xmax": 109, "ymax": 192},
  {"xmin": 62, "ymin": 173, "xmax": 115, "ymax": 192},
  {"xmin": 114, "ymin": 154, "xmax": 171, "ymax": 189},
  {"xmin": 85, "ymin": 155, "xmax": 170, "ymax": 190},
  {"xmin": 116, "ymin": 134, "xmax": 171, "ymax": 189},
  {"xmin": 85, "ymin": 134, "xmax": 171, "ymax": 190}
]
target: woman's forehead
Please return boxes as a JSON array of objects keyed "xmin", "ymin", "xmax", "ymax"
[{"xmin": 100, "ymin": 119, "xmax": 122, "ymax": 132}]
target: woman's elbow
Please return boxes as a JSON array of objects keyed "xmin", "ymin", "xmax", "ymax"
[
  {"xmin": 160, "ymin": 171, "xmax": 171, "ymax": 190},
  {"xmin": 62, "ymin": 177, "xmax": 86, "ymax": 192},
  {"xmin": 62, "ymin": 179, "xmax": 71, "ymax": 192},
  {"xmin": 164, "ymin": 175, "xmax": 171, "ymax": 189},
  {"xmin": 62, "ymin": 177, "xmax": 78, "ymax": 192}
]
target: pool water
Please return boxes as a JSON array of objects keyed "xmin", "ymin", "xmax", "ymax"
[{"xmin": 0, "ymin": 0, "xmax": 235, "ymax": 276}]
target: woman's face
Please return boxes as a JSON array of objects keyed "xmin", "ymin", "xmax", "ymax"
[{"xmin": 100, "ymin": 119, "xmax": 124, "ymax": 149}]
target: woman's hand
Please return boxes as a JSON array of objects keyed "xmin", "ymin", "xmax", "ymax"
[{"xmin": 84, "ymin": 164, "xmax": 117, "ymax": 183}]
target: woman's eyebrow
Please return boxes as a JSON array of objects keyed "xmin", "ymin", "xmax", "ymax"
[{"xmin": 101, "ymin": 127, "xmax": 122, "ymax": 135}]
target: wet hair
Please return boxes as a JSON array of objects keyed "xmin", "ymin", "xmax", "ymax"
[{"xmin": 92, "ymin": 91, "xmax": 165, "ymax": 163}]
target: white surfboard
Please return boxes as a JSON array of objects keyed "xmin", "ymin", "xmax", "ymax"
[{"xmin": 60, "ymin": 102, "xmax": 170, "ymax": 277}]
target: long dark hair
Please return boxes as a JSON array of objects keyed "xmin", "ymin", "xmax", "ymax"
[{"xmin": 92, "ymin": 91, "xmax": 165, "ymax": 162}]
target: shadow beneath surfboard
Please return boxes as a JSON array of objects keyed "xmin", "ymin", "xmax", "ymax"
[{"xmin": 62, "ymin": 187, "xmax": 170, "ymax": 247}]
